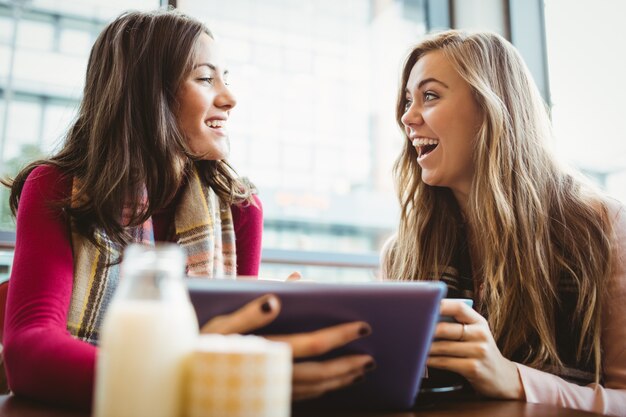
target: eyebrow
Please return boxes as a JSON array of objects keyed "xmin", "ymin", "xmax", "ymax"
[
  {"xmin": 405, "ymin": 77, "xmax": 449, "ymax": 94},
  {"xmin": 194, "ymin": 63, "xmax": 229, "ymax": 75}
]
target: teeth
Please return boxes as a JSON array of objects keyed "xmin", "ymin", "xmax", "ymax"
[
  {"xmin": 207, "ymin": 119, "xmax": 225, "ymax": 128},
  {"xmin": 411, "ymin": 138, "xmax": 439, "ymax": 147}
]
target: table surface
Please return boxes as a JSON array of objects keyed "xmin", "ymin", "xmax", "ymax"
[{"xmin": 0, "ymin": 395, "xmax": 607, "ymax": 417}]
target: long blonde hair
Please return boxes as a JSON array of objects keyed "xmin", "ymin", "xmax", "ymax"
[{"xmin": 384, "ymin": 30, "xmax": 612, "ymax": 378}]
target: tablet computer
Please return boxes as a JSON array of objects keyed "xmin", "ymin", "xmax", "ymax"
[{"xmin": 186, "ymin": 278, "xmax": 447, "ymax": 410}]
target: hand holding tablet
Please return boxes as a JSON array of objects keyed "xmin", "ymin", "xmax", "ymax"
[
  {"xmin": 186, "ymin": 278, "xmax": 447, "ymax": 410},
  {"xmin": 199, "ymin": 291, "xmax": 375, "ymax": 401}
]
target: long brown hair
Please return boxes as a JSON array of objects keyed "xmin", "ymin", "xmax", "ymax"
[
  {"xmin": 3, "ymin": 9, "xmax": 253, "ymax": 251},
  {"xmin": 384, "ymin": 30, "xmax": 612, "ymax": 379}
]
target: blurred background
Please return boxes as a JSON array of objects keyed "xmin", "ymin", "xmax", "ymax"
[{"xmin": 1, "ymin": 0, "xmax": 625, "ymax": 283}]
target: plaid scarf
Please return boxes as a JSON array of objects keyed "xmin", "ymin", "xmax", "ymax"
[{"xmin": 67, "ymin": 167, "xmax": 236, "ymax": 344}]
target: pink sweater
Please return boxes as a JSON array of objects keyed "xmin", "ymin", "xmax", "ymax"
[
  {"xmin": 515, "ymin": 200, "xmax": 626, "ymax": 416},
  {"xmin": 3, "ymin": 165, "xmax": 263, "ymax": 410}
]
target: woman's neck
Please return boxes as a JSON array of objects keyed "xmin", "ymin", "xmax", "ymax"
[
  {"xmin": 451, "ymin": 187, "xmax": 483, "ymax": 277},
  {"xmin": 452, "ymin": 188, "xmax": 470, "ymax": 222}
]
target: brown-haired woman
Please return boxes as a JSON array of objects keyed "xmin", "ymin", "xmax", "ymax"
[
  {"xmin": 2, "ymin": 9, "xmax": 373, "ymax": 410},
  {"xmin": 383, "ymin": 30, "xmax": 626, "ymax": 415}
]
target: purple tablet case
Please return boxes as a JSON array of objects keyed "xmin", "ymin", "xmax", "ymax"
[{"xmin": 186, "ymin": 278, "xmax": 447, "ymax": 410}]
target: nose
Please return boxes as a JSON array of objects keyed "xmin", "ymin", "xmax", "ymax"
[
  {"xmin": 401, "ymin": 102, "xmax": 423, "ymax": 130},
  {"xmin": 215, "ymin": 82, "xmax": 237, "ymax": 111}
]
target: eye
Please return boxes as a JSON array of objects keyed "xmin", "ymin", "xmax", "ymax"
[
  {"xmin": 198, "ymin": 77, "xmax": 214, "ymax": 85},
  {"xmin": 423, "ymin": 91, "xmax": 438, "ymax": 102},
  {"xmin": 404, "ymin": 99, "xmax": 413, "ymax": 111}
]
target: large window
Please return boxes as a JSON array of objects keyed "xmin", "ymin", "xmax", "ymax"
[
  {"xmin": 0, "ymin": 0, "xmax": 438, "ymax": 281},
  {"xmin": 177, "ymin": 0, "xmax": 432, "ymax": 280},
  {"xmin": 0, "ymin": 0, "xmax": 158, "ymax": 283},
  {"xmin": 544, "ymin": 0, "xmax": 626, "ymax": 202},
  {"xmin": 0, "ymin": 0, "xmax": 157, "ymax": 229}
]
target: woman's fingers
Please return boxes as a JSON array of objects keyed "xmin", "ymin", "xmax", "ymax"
[
  {"xmin": 269, "ymin": 321, "xmax": 373, "ymax": 400},
  {"xmin": 426, "ymin": 355, "xmax": 470, "ymax": 374},
  {"xmin": 428, "ymin": 305, "xmax": 525, "ymax": 400},
  {"xmin": 438, "ymin": 299, "xmax": 483, "ymax": 325},
  {"xmin": 292, "ymin": 370, "xmax": 364, "ymax": 401},
  {"xmin": 293, "ymin": 354, "xmax": 373, "ymax": 383},
  {"xmin": 286, "ymin": 271, "xmax": 302, "ymax": 281},
  {"xmin": 267, "ymin": 321, "xmax": 371, "ymax": 357},
  {"xmin": 292, "ymin": 355, "xmax": 374, "ymax": 400},
  {"xmin": 201, "ymin": 305, "xmax": 375, "ymax": 401},
  {"xmin": 430, "ymin": 340, "xmax": 487, "ymax": 358},
  {"xmin": 200, "ymin": 294, "xmax": 281, "ymax": 334},
  {"xmin": 433, "ymin": 321, "xmax": 482, "ymax": 341}
]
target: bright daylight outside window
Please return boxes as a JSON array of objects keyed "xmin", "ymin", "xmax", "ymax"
[
  {"xmin": 0, "ymin": 0, "xmax": 433, "ymax": 282},
  {"xmin": 0, "ymin": 0, "xmax": 156, "ymax": 282},
  {"xmin": 0, "ymin": 0, "xmax": 157, "ymax": 222},
  {"xmin": 177, "ymin": 0, "xmax": 431, "ymax": 281},
  {"xmin": 544, "ymin": 0, "xmax": 626, "ymax": 203}
]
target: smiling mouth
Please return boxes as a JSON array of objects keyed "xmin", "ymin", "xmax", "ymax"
[
  {"xmin": 206, "ymin": 119, "xmax": 225, "ymax": 128},
  {"xmin": 412, "ymin": 138, "xmax": 439, "ymax": 158}
]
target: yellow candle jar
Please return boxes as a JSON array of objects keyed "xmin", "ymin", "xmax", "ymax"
[{"xmin": 186, "ymin": 334, "xmax": 292, "ymax": 417}]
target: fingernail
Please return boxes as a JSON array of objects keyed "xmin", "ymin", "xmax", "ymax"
[
  {"xmin": 352, "ymin": 375, "xmax": 366, "ymax": 384},
  {"xmin": 364, "ymin": 361, "xmax": 377, "ymax": 372},
  {"xmin": 358, "ymin": 325, "xmax": 372, "ymax": 336},
  {"xmin": 261, "ymin": 299, "xmax": 273, "ymax": 313}
]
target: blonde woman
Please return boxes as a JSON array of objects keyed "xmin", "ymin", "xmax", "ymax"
[{"xmin": 383, "ymin": 30, "xmax": 626, "ymax": 415}]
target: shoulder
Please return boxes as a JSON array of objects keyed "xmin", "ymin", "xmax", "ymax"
[
  {"xmin": 234, "ymin": 194, "xmax": 263, "ymax": 215},
  {"xmin": 594, "ymin": 196, "xmax": 626, "ymax": 240},
  {"xmin": 598, "ymin": 197, "xmax": 626, "ymax": 280},
  {"xmin": 231, "ymin": 195, "xmax": 263, "ymax": 231},
  {"xmin": 19, "ymin": 165, "xmax": 71, "ymax": 216},
  {"xmin": 573, "ymin": 190, "xmax": 624, "ymax": 235},
  {"xmin": 379, "ymin": 233, "xmax": 397, "ymax": 280},
  {"xmin": 604, "ymin": 197, "xmax": 626, "ymax": 246},
  {"xmin": 23, "ymin": 165, "xmax": 70, "ymax": 195},
  {"xmin": 604, "ymin": 197, "xmax": 625, "ymax": 224},
  {"xmin": 380, "ymin": 234, "xmax": 397, "ymax": 260}
]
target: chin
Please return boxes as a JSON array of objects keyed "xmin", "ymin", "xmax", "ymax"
[
  {"xmin": 199, "ymin": 151, "xmax": 229, "ymax": 161},
  {"xmin": 195, "ymin": 141, "xmax": 230, "ymax": 161},
  {"xmin": 420, "ymin": 173, "xmax": 439, "ymax": 187}
]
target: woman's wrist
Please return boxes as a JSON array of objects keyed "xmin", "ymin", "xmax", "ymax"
[{"xmin": 507, "ymin": 361, "xmax": 527, "ymax": 401}]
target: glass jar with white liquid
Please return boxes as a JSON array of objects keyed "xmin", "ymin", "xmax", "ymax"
[{"xmin": 94, "ymin": 244, "xmax": 198, "ymax": 417}]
